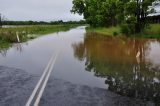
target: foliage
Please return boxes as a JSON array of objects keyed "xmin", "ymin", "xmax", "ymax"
[
  {"xmin": 71, "ymin": 0, "xmax": 155, "ymax": 34},
  {"xmin": 113, "ymin": 31, "xmax": 118, "ymax": 36}
]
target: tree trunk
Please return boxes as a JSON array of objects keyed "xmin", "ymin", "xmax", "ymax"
[{"xmin": 135, "ymin": 0, "xmax": 141, "ymax": 33}]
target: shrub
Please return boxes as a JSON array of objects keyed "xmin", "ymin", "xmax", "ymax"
[
  {"xmin": 120, "ymin": 23, "xmax": 135, "ymax": 35},
  {"xmin": 120, "ymin": 24, "xmax": 130, "ymax": 34},
  {"xmin": 113, "ymin": 31, "xmax": 118, "ymax": 36}
]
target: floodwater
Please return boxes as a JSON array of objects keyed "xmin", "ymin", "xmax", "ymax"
[{"xmin": 0, "ymin": 26, "xmax": 159, "ymax": 106}]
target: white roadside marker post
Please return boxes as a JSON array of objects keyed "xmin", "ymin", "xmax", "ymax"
[{"xmin": 16, "ymin": 31, "xmax": 20, "ymax": 43}]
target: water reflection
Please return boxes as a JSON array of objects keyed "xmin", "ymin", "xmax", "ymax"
[
  {"xmin": 13, "ymin": 43, "xmax": 24, "ymax": 52},
  {"xmin": 72, "ymin": 33, "xmax": 160, "ymax": 105},
  {"xmin": 0, "ymin": 43, "xmax": 24, "ymax": 56},
  {"xmin": 0, "ymin": 43, "xmax": 10, "ymax": 56},
  {"xmin": 0, "ymin": 49, "xmax": 7, "ymax": 57}
]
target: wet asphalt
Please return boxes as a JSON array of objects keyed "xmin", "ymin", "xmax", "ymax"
[
  {"xmin": 0, "ymin": 66, "xmax": 154, "ymax": 106},
  {"xmin": 0, "ymin": 66, "xmax": 38, "ymax": 106}
]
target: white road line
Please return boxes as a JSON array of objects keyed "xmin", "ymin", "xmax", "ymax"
[
  {"xmin": 34, "ymin": 52, "xmax": 59, "ymax": 106},
  {"xmin": 25, "ymin": 53, "xmax": 56, "ymax": 106}
]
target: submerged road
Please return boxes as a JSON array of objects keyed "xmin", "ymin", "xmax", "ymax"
[
  {"xmin": 26, "ymin": 52, "xmax": 59, "ymax": 106},
  {"xmin": 0, "ymin": 26, "xmax": 156, "ymax": 106}
]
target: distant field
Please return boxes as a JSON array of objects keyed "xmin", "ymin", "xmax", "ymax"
[
  {"xmin": 0, "ymin": 24, "xmax": 79, "ymax": 50},
  {"xmin": 0, "ymin": 24, "xmax": 78, "ymax": 43}
]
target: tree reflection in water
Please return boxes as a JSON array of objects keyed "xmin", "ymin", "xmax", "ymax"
[
  {"xmin": 0, "ymin": 43, "xmax": 24, "ymax": 56},
  {"xmin": 0, "ymin": 42, "xmax": 10, "ymax": 56},
  {"xmin": 72, "ymin": 33, "xmax": 160, "ymax": 105}
]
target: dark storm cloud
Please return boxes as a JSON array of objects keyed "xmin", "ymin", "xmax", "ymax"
[{"xmin": 0, "ymin": 0, "xmax": 83, "ymax": 21}]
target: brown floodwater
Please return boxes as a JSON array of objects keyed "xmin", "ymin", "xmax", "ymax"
[
  {"xmin": 0, "ymin": 26, "xmax": 159, "ymax": 105},
  {"xmin": 72, "ymin": 32, "xmax": 160, "ymax": 105}
]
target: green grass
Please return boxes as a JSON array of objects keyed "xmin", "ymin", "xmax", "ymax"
[
  {"xmin": 86, "ymin": 26, "xmax": 120, "ymax": 36},
  {"xmin": 142, "ymin": 24, "xmax": 160, "ymax": 38},
  {"xmin": 0, "ymin": 40, "xmax": 10, "ymax": 49},
  {"xmin": 86, "ymin": 24, "xmax": 160, "ymax": 38},
  {"xmin": 0, "ymin": 24, "xmax": 78, "ymax": 43}
]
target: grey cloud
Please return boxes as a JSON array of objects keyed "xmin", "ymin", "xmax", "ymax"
[{"xmin": 0, "ymin": 0, "xmax": 83, "ymax": 21}]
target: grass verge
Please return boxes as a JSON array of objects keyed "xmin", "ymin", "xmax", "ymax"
[
  {"xmin": 86, "ymin": 24, "xmax": 160, "ymax": 38},
  {"xmin": 142, "ymin": 24, "xmax": 160, "ymax": 38},
  {"xmin": 86, "ymin": 26, "xmax": 120, "ymax": 36}
]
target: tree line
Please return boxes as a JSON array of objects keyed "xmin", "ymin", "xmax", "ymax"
[
  {"xmin": 71, "ymin": 0, "xmax": 156, "ymax": 34},
  {"xmin": 0, "ymin": 19, "xmax": 85, "ymax": 26}
]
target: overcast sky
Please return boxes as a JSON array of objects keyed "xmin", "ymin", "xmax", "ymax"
[{"xmin": 0, "ymin": 0, "xmax": 83, "ymax": 21}]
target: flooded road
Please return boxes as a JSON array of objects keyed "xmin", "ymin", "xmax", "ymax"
[{"xmin": 0, "ymin": 26, "xmax": 159, "ymax": 106}]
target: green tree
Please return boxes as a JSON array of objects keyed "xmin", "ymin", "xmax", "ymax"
[
  {"xmin": 123, "ymin": 0, "xmax": 154, "ymax": 33},
  {"xmin": 71, "ymin": 0, "xmax": 118, "ymax": 27},
  {"xmin": 71, "ymin": 0, "xmax": 155, "ymax": 33}
]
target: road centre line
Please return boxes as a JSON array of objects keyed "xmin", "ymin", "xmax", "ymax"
[
  {"xmin": 25, "ymin": 51, "xmax": 59, "ymax": 106},
  {"xmin": 34, "ymin": 52, "xmax": 59, "ymax": 106}
]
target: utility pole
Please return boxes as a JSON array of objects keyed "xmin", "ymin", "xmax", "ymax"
[{"xmin": 0, "ymin": 13, "xmax": 2, "ymax": 28}]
